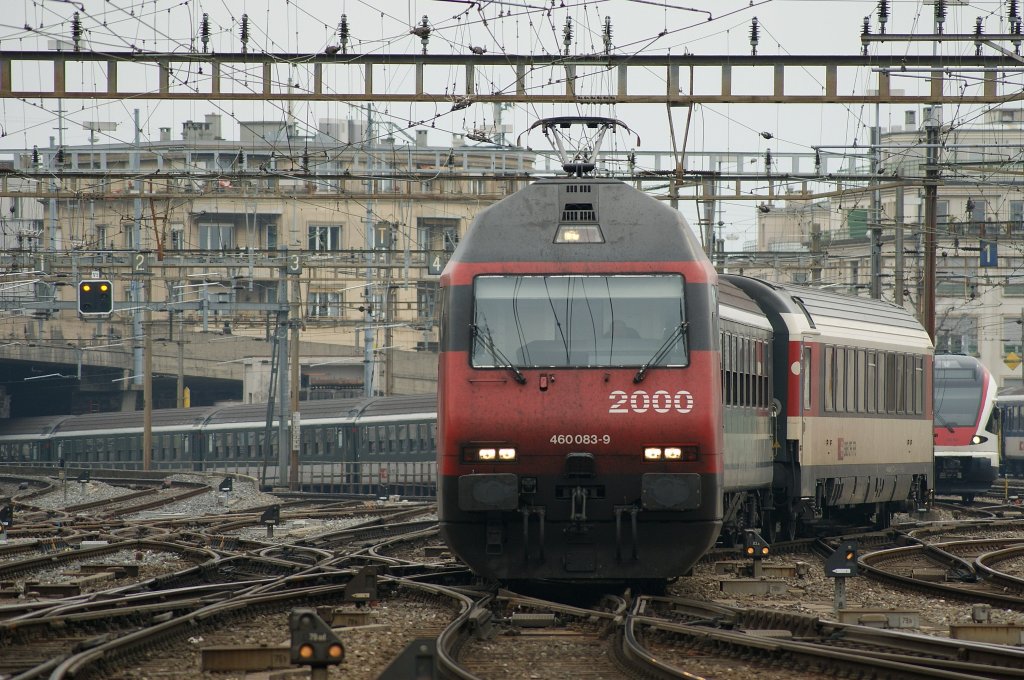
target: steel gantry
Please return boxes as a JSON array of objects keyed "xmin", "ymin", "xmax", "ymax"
[{"xmin": 1, "ymin": 52, "xmax": 1024, "ymax": 105}]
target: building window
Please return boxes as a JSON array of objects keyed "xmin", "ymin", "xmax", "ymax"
[
  {"xmin": 122, "ymin": 222, "xmax": 135, "ymax": 249},
  {"xmin": 417, "ymin": 217, "xmax": 460, "ymax": 253},
  {"xmin": 1004, "ymin": 282, "xmax": 1024, "ymax": 296},
  {"xmin": 1004, "ymin": 317, "xmax": 1023, "ymax": 357},
  {"xmin": 308, "ymin": 292, "xmax": 341, "ymax": 317},
  {"xmin": 936, "ymin": 316, "xmax": 979, "ymax": 356},
  {"xmin": 198, "ymin": 223, "xmax": 234, "ymax": 250},
  {"xmin": 95, "ymin": 224, "xmax": 108, "ymax": 250},
  {"xmin": 936, "ymin": 200, "xmax": 950, "ymax": 234},
  {"xmin": 964, "ymin": 198, "xmax": 986, "ymax": 236},
  {"xmin": 266, "ymin": 223, "xmax": 278, "ymax": 250},
  {"xmin": 170, "ymin": 223, "xmax": 184, "ymax": 250},
  {"xmin": 416, "ymin": 281, "xmax": 438, "ymax": 322},
  {"xmin": 308, "ymin": 225, "xmax": 342, "ymax": 251},
  {"xmin": 1011, "ymin": 201, "xmax": 1024, "ymax": 237}
]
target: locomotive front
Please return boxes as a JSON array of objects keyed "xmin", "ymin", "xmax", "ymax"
[{"xmin": 438, "ymin": 171, "xmax": 723, "ymax": 582}]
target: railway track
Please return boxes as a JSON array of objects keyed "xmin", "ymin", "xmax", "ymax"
[{"xmin": 6, "ymin": 469, "xmax": 1024, "ymax": 679}]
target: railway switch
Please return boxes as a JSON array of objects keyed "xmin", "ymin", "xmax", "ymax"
[
  {"xmin": 77, "ymin": 279, "xmax": 113, "ymax": 316},
  {"xmin": 288, "ymin": 608, "xmax": 344, "ymax": 671}
]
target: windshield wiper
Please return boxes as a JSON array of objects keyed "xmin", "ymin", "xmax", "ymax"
[
  {"xmin": 934, "ymin": 413, "xmax": 956, "ymax": 433},
  {"xmin": 471, "ymin": 323, "xmax": 527, "ymax": 384},
  {"xmin": 634, "ymin": 321, "xmax": 688, "ymax": 384}
]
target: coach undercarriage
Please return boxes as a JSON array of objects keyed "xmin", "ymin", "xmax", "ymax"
[{"xmin": 720, "ymin": 470, "xmax": 930, "ymax": 544}]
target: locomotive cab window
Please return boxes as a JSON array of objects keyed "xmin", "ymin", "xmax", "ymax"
[{"xmin": 471, "ymin": 274, "xmax": 688, "ymax": 369}]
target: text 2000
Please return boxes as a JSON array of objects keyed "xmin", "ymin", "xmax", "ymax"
[{"xmin": 608, "ymin": 389, "xmax": 694, "ymax": 414}]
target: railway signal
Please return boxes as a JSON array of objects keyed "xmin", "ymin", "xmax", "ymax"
[
  {"xmin": 825, "ymin": 541, "xmax": 859, "ymax": 611},
  {"xmin": 379, "ymin": 638, "xmax": 437, "ymax": 679},
  {"xmin": 289, "ymin": 608, "xmax": 344, "ymax": 675},
  {"xmin": 825, "ymin": 541, "xmax": 859, "ymax": 578},
  {"xmin": 0, "ymin": 505, "xmax": 12, "ymax": 541},
  {"xmin": 743, "ymin": 529, "xmax": 770, "ymax": 578},
  {"xmin": 77, "ymin": 279, "xmax": 113, "ymax": 316},
  {"xmin": 261, "ymin": 504, "xmax": 280, "ymax": 538}
]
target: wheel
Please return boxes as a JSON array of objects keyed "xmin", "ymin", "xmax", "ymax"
[{"xmin": 961, "ymin": 494, "xmax": 975, "ymax": 504}]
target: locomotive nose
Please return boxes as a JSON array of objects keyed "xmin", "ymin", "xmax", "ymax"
[{"xmin": 565, "ymin": 451, "xmax": 595, "ymax": 478}]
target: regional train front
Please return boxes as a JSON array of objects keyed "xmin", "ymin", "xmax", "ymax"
[
  {"xmin": 933, "ymin": 354, "xmax": 999, "ymax": 503},
  {"xmin": 436, "ymin": 121, "xmax": 723, "ymax": 582}
]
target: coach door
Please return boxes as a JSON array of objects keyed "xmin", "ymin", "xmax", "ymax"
[{"xmin": 796, "ymin": 335, "xmax": 817, "ymax": 464}]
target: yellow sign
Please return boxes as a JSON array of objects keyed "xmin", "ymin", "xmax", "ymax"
[
  {"xmin": 1006, "ymin": 352, "xmax": 1021, "ymax": 371},
  {"xmin": 183, "ymin": 387, "xmax": 191, "ymax": 408}
]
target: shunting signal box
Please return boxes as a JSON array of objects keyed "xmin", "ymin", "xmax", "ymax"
[
  {"xmin": 289, "ymin": 608, "xmax": 344, "ymax": 668},
  {"xmin": 78, "ymin": 279, "xmax": 113, "ymax": 316},
  {"xmin": 744, "ymin": 530, "xmax": 770, "ymax": 559},
  {"xmin": 825, "ymin": 541, "xmax": 859, "ymax": 577}
]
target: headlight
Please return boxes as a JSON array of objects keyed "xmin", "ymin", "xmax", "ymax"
[
  {"xmin": 644, "ymin": 445, "xmax": 699, "ymax": 461},
  {"xmin": 463, "ymin": 445, "xmax": 517, "ymax": 462}
]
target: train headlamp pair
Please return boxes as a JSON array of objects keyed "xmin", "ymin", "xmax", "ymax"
[
  {"xmin": 643, "ymin": 445, "xmax": 698, "ymax": 461},
  {"xmin": 467, "ymin": 446, "xmax": 517, "ymax": 461}
]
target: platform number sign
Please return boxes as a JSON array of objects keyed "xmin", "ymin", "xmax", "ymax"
[
  {"xmin": 980, "ymin": 240, "xmax": 998, "ymax": 268},
  {"xmin": 428, "ymin": 251, "xmax": 448, "ymax": 276},
  {"xmin": 286, "ymin": 254, "xmax": 302, "ymax": 275},
  {"xmin": 132, "ymin": 252, "xmax": 149, "ymax": 274}
]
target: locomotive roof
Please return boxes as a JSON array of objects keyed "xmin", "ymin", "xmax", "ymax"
[{"xmin": 450, "ymin": 177, "xmax": 707, "ymax": 264}]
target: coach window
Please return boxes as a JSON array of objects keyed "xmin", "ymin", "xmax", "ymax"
[
  {"xmin": 854, "ymin": 350, "xmax": 865, "ymax": 412},
  {"xmin": 728, "ymin": 334, "xmax": 737, "ymax": 406},
  {"xmin": 884, "ymin": 353, "xmax": 897, "ymax": 414},
  {"xmin": 823, "ymin": 346, "xmax": 834, "ymax": 412},
  {"xmin": 864, "ymin": 351, "xmax": 875, "ymax": 413},
  {"xmin": 845, "ymin": 348, "xmax": 856, "ymax": 413},
  {"xmin": 895, "ymin": 354, "xmax": 906, "ymax": 414},
  {"xmin": 736, "ymin": 337, "xmax": 745, "ymax": 406},
  {"xmin": 916, "ymin": 356, "xmax": 925, "ymax": 414}
]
